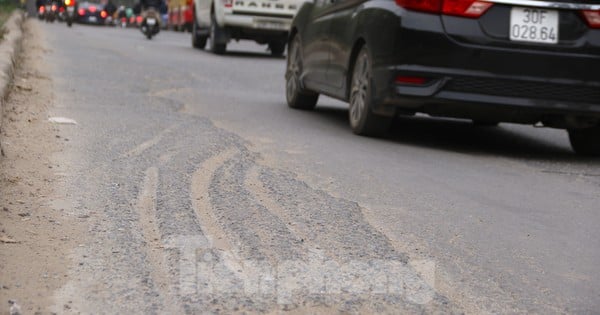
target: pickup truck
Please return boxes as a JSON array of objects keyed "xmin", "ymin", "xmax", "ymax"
[{"xmin": 191, "ymin": 0, "xmax": 307, "ymax": 55}]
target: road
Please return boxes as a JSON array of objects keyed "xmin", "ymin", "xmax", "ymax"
[{"xmin": 7, "ymin": 21, "xmax": 600, "ymax": 313}]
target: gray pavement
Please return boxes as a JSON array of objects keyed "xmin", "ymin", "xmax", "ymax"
[{"xmin": 12, "ymin": 21, "xmax": 600, "ymax": 313}]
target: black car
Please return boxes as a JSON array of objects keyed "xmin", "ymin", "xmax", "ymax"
[
  {"xmin": 286, "ymin": 0, "xmax": 600, "ymax": 155},
  {"xmin": 76, "ymin": 1, "xmax": 108, "ymax": 25}
]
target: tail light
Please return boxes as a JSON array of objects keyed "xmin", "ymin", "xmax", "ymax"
[
  {"xmin": 395, "ymin": 0, "xmax": 493, "ymax": 18},
  {"xmin": 51, "ymin": 4, "xmax": 57, "ymax": 11},
  {"xmin": 443, "ymin": 0, "xmax": 492, "ymax": 17},
  {"xmin": 136, "ymin": 15, "xmax": 143, "ymax": 23},
  {"xmin": 65, "ymin": 0, "xmax": 74, "ymax": 6},
  {"xmin": 59, "ymin": 6, "xmax": 65, "ymax": 12},
  {"xmin": 100, "ymin": 10, "xmax": 107, "ymax": 18},
  {"xmin": 222, "ymin": 0, "xmax": 232, "ymax": 8},
  {"xmin": 39, "ymin": 6, "xmax": 45, "ymax": 13},
  {"xmin": 395, "ymin": 0, "xmax": 441, "ymax": 14},
  {"xmin": 78, "ymin": 8, "xmax": 85, "ymax": 15},
  {"xmin": 582, "ymin": 10, "xmax": 600, "ymax": 28},
  {"xmin": 89, "ymin": 6, "xmax": 96, "ymax": 13}
]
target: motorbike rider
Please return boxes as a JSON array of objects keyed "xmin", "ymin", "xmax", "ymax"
[
  {"xmin": 138, "ymin": 0, "xmax": 165, "ymax": 16},
  {"xmin": 104, "ymin": 0, "xmax": 117, "ymax": 17}
]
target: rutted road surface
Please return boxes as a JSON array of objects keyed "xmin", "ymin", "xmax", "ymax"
[{"xmin": 1, "ymin": 20, "xmax": 599, "ymax": 314}]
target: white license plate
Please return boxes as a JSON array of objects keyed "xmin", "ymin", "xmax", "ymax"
[
  {"xmin": 147, "ymin": 18, "xmax": 156, "ymax": 25},
  {"xmin": 510, "ymin": 7, "xmax": 559, "ymax": 44},
  {"xmin": 256, "ymin": 20, "xmax": 285, "ymax": 30},
  {"xmin": 89, "ymin": 16, "xmax": 97, "ymax": 22},
  {"xmin": 67, "ymin": 6, "xmax": 74, "ymax": 13}
]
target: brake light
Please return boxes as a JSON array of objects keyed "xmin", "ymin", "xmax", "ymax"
[
  {"xmin": 39, "ymin": 5, "xmax": 45, "ymax": 13},
  {"xmin": 51, "ymin": 4, "xmax": 57, "ymax": 11},
  {"xmin": 78, "ymin": 8, "xmax": 85, "ymax": 15},
  {"xmin": 89, "ymin": 6, "xmax": 96, "ymax": 13},
  {"xmin": 443, "ymin": 0, "xmax": 492, "ymax": 17},
  {"xmin": 582, "ymin": 10, "xmax": 600, "ymax": 28},
  {"xmin": 136, "ymin": 15, "xmax": 143, "ymax": 23},
  {"xmin": 100, "ymin": 10, "xmax": 107, "ymax": 18},
  {"xmin": 59, "ymin": 6, "xmax": 64, "ymax": 12},
  {"xmin": 395, "ymin": 0, "xmax": 441, "ymax": 14},
  {"xmin": 222, "ymin": 0, "xmax": 232, "ymax": 8},
  {"xmin": 395, "ymin": 0, "xmax": 493, "ymax": 18}
]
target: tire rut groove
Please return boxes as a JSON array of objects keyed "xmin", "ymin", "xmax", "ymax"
[
  {"xmin": 208, "ymin": 149, "xmax": 304, "ymax": 262},
  {"xmin": 134, "ymin": 167, "xmax": 185, "ymax": 314}
]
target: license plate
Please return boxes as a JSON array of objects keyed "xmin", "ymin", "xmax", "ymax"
[
  {"xmin": 89, "ymin": 16, "xmax": 97, "ymax": 22},
  {"xmin": 147, "ymin": 18, "xmax": 156, "ymax": 25},
  {"xmin": 510, "ymin": 7, "xmax": 558, "ymax": 44},
  {"xmin": 256, "ymin": 20, "xmax": 285, "ymax": 30},
  {"xmin": 67, "ymin": 6, "xmax": 74, "ymax": 13}
]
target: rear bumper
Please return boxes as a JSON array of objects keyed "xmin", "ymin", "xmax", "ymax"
[
  {"xmin": 223, "ymin": 13, "xmax": 291, "ymax": 31},
  {"xmin": 370, "ymin": 10, "xmax": 600, "ymax": 126}
]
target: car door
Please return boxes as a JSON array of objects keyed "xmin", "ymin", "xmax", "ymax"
[
  {"xmin": 301, "ymin": 0, "xmax": 336, "ymax": 87},
  {"xmin": 326, "ymin": 0, "xmax": 364, "ymax": 95}
]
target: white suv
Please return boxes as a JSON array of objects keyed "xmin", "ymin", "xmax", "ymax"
[{"xmin": 191, "ymin": 0, "xmax": 307, "ymax": 55}]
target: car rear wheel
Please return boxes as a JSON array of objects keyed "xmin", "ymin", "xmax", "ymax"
[
  {"xmin": 349, "ymin": 47, "xmax": 391, "ymax": 136},
  {"xmin": 192, "ymin": 15, "xmax": 207, "ymax": 49},
  {"xmin": 568, "ymin": 127, "xmax": 600, "ymax": 156},
  {"xmin": 209, "ymin": 12, "xmax": 226, "ymax": 55},
  {"xmin": 286, "ymin": 36, "xmax": 318, "ymax": 110},
  {"xmin": 269, "ymin": 40, "xmax": 285, "ymax": 57}
]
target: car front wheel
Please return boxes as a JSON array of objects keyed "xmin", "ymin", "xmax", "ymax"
[
  {"xmin": 568, "ymin": 127, "xmax": 600, "ymax": 156},
  {"xmin": 192, "ymin": 15, "xmax": 207, "ymax": 49},
  {"xmin": 348, "ymin": 47, "xmax": 392, "ymax": 136},
  {"xmin": 285, "ymin": 36, "xmax": 318, "ymax": 110}
]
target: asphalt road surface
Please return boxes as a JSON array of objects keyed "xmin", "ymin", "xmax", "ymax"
[{"xmin": 32, "ymin": 22, "xmax": 600, "ymax": 313}]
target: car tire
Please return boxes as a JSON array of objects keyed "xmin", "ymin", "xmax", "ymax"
[
  {"xmin": 269, "ymin": 40, "xmax": 285, "ymax": 57},
  {"xmin": 568, "ymin": 127, "xmax": 600, "ymax": 156},
  {"xmin": 192, "ymin": 15, "xmax": 207, "ymax": 49},
  {"xmin": 209, "ymin": 12, "xmax": 226, "ymax": 55},
  {"xmin": 286, "ymin": 36, "xmax": 319, "ymax": 110},
  {"xmin": 348, "ymin": 46, "xmax": 392, "ymax": 136}
]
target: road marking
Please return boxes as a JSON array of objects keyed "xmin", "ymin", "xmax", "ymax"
[{"xmin": 135, "ymin": 166, "xmax": 184, "ymax": 314}]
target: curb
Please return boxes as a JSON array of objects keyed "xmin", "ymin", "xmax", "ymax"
[{"xmin": 0, "ymin": 9, "xmax": 25, "ymax": 156}]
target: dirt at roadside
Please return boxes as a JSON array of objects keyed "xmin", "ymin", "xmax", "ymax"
[{"xmin": 0, "ymin": 20, "xmax": 86, "ymax": 315}]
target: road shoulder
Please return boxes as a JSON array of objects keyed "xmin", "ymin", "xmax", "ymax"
[{"xmin": 0, "ymin": 19, "xmax": 86, "ymax": 314}]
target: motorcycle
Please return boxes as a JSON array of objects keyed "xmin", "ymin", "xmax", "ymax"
[
  {"xmin": 140, "ymin": 8, "xmax": 160, "ymax": 40},
  {"xmin": 63, "ymin": 0, "xmax": 76, "ymax": 27},
  {"xmin": 37, "ymin": 5, "xmax": 45, "ymax": 20},
  {"xmin": 43, "ymin": 0, "xmax": 60, "ymax": 22}
]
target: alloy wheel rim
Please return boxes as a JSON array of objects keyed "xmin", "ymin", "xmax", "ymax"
[
  {"xmin": 210, "ymin": 18, "xmax": 215, "ymax": 48},
  {"xmin": 286, "ymin": 41, "xmax": 300, "ymax": 102},
  {"xmin": 350, "ymin": 53, "xmax": 368, "ymax": 126}
]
